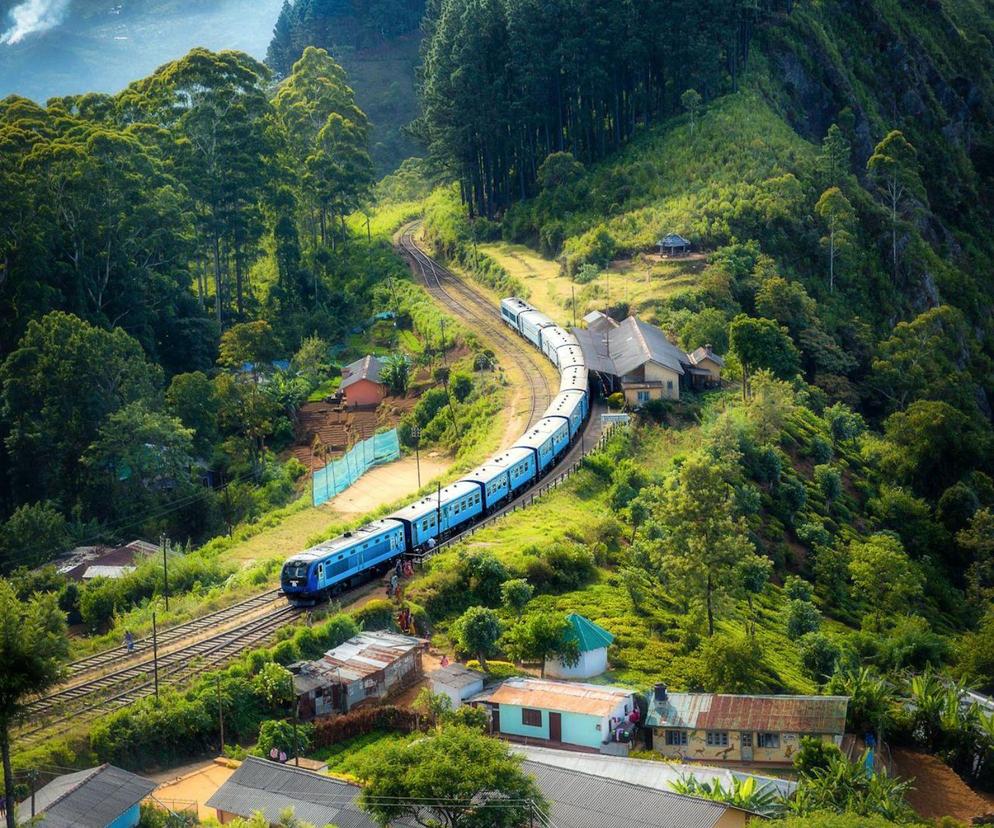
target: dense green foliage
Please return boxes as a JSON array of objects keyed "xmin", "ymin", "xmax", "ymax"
[
  {"xmin": 266, "ymin": 0, "xmax": 426, "ymax": 172},
  {"xmin": 418, "ymin": 0, "xmax": 794, "ymax": 216}
]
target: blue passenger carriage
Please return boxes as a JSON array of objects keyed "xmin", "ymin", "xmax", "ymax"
[
  {"xmin": 541, "ymin": 327, "xmax": 579, "ymax": 367},
  {"xmin": 514, "ymin": 417, "xmax": 570, "ymax": 473},
  {"xmin": 560, "ymin": 365, "xmax": 589, "ymax": 397},
  {"xmin": 281, "ymin": 519, "xmax": 405, "ymax": 604},
  {"xmin": 518, "ymin": 309, "xmax": 556, "ymax": 350},
  {"xmin": 543, "ymin": 390, "xmax": 587, "ymax": 439},
  {"xmin": 500, "ymin": 297, "xmax": 534, "ymax": 330},
  {"xmin": 557, "ymin": 344, "xmax": 586, "ymax": 371}
]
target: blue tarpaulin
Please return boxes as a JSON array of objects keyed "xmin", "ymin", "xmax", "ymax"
[{"xmin": 311, "ymin": 429, "xmax": 401, "ymax": 506}]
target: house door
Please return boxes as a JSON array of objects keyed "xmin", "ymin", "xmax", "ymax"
[
  {"xmin": 740, "ymin": 732, "xmax": 753, "ymax": 761},
  {"xmin": 549, "ymin": 712, "xmax": 562, "ymax": 743},
  {"xmin": 490, "ymin": 705, "xmax": 500, "ymax": 734}
]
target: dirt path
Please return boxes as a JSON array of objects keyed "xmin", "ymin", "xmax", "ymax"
[
  {"xmin": 227, "ymin": 454, "xmax": 450, "ymax": 565},
  {"xmin": 892, "ymin": 747, "xmax": 994, "ymax": 822},
  {"xmin": 152, "ymin": 759, "xmax": 235, "ymax": 821}
]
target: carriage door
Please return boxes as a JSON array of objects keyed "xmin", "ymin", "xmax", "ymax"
[
  {"xmin": 740, "ymin": 732, "xmax": 753, "ymax": 761},
  {"xmin": 316, "ymin": 563, "xmax": 324, "ymax": 585}
]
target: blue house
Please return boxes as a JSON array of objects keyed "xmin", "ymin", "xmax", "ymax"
[
  {"xmin": 473, "ymin": 677, "xmax": 637, "ymax": 755},
  {"xmin": 18, "ymin": 764, "xmax": 155, "ymax": 828}
]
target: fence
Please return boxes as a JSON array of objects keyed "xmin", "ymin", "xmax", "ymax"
[{"xmin": 312, "ymin": 429, "xmax": 401, "ymax": 507}]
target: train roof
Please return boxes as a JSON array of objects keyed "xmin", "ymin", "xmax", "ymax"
[
  {"xmin": 544, "ymin": 328, "xmax": 579, "ymax": 349},
  {"xmin": 559, "ymin": 366, "xmax": 589, "ymax": 390},
  {"xmin": 557, "ymin": 345, "xmax": 586, "ymax": 369},
  {"xmin": 287, "ymin": 519, "xmax": 401, "ymax": 562},
  {"xmin": 544, "ymin": 390, "xmax": 586, "ymax": 419},
  {"xmin": 460, "ymin": 463, "xmax": 510, "ymax": 486},
  {"xmin": 500, "ymin": 297, "xmax": 534, "ymax": 316},
  {"xmin": 386, "ymin": 481, "xmax": 480, "ymax": 523},
  {"xmin": 486, "ymin": 447, "xmax": 536, "ymax": 468},
  {"xmin": 519, "ymin": 309, "xmax": 556, "ymax": 329},
  {"xmin": 514, "ymin": 417, "xmax": 569, "ymax": 450}
]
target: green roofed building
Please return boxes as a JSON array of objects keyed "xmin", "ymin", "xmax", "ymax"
[{"xmin": 546, "ymin": 614, "xmax": 614, "ymax": 680}]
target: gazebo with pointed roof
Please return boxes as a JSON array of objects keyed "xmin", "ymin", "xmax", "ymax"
[{"xmin": 546, "ymin": 614, "xmax": 615, "ymax": 680}]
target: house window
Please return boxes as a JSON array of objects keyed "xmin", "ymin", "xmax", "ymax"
[
  {"xmin": 757, "ymin": 732, "xmax": 780, "ymax": 749},
  {"xmin": 664, "ymin": 730, "xmax": 688, "ymax": 746},
  {"xmin": 522, "ymin": 708, "xmax": 542, "ymax": 727},
  {"xmin": 706, "ymin": 731, "xmax": 729, "ymax": 747},
  {"xmin": 666, "ymin": 380, "xmax": 674, "ymax": 391},
  {"xmin": 741, "ymin": 732, "xmax": 753, "ymax": 747},
  {"xmin": 637, "ymin": 391, "xmax": 651, "ymax": 403}
]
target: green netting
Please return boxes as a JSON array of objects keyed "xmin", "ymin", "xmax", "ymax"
[{"xmin": 311, "ymin": 429, "xmax": 401, "ymax": 506}]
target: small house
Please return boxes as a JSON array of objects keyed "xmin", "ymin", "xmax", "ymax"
[
  {"xmin": 544, "ymin": 614, "xmax": 613, "ymax": 680},
  {"xmin": 687, "ymin": 345, "xmax": 725, "ymax": 388},
  {"xmin": 290, "ymin": 630, "xmax": 425, "ymax": 719},
  {"xmin": 429, "ymin": 663, "xmax": 485, "ymax": 708},
  {"xmin": 17, "ymin": 764, "xmax": 156, "ymax": 828},
  {"xmin": 207, "ymin": 757, "xmax": 378, "ymax": 827},
  {"xmin": 573, "ymin": 315, "xmax": 724, "ymax": 405},
  {"xmin": 472, "ymin": 677, "xmax": 637, "ymax": 754},
  {"xmin": 582, "ymin": 310, "xmax": 618, "ymax": 334},
  {"xmin": 341, "ymin": 355, "xmax": 386, "ymax": 408},
  {"xmin": 646, "ymin": 686, "xmax": 849, "ymax": 766},
  {"xmin": 658, "ymin": 233, "xmax": 692, "ymax": 257}
]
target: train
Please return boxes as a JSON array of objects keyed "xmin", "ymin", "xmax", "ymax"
[{"xmin": 280, "ymin": 296, "xmax": 590, "ymax": 605}]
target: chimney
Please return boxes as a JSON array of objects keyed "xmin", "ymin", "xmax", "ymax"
[{"xmin": 654, "ymin": 683, "xmax": 668, "ymax": 702}]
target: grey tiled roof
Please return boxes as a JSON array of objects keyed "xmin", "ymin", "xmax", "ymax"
[
  {"xmin": 523, "ymin": 761, "xmax": 730, "ymax": 828},
  {"xmin": 341, "ymin": 355, "xmax": 383, "ymax": 389},
  {"xmin": 573, "ymin": 317, "xmax": 689, "ymax": 378},
  {"xmin": 207, "ymin": 757, "xmax": 379, "ymax": 827},
  {"xmin": 19, "ymin": 764, "xmax": 155, "ymax": 828}
]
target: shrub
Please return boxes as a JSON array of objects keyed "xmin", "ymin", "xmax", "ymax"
[
  {"xmin": 786, "ymin": 599, "xmax": 822, "ymax": 640},
  {"xmin": 799, "ymin": 633, "xmax": 841, "ymax": 683},
  {"xmin": 686, "ymin": 634, "xmax": 769, "ymax": 693},
  {"xmin": 256, "ymin": 718, "xmax": 314, "ymax": 759},
  {"xmin": 500, "ymin": 579, "xmax": 534, "ymax": 613},
  {"xmin": 808, "ymin": 435, "xmax": 834, "ymax": 465},
  {"xmin": 533, "ymin": 542, "xmax": 595, "ymax": 592},
  {"xmin": 354, "ymin": 599, "xmax": 396, "ymax": 631},
  {"xmin": 466, "ymin": 660, "xmax": 523, "ymax": 681},
  {"xmin": 814, "ymin": 464, "xmax": 843, "ymax": 505},
  {"xmin": 784, "ymin": 575, "xmax": 813, "ymax": 601}
]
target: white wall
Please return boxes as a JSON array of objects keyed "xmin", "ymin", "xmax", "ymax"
[
  {"xmin": 431, "ymin": 677, "xmax": 484, "ymax": 708},
  {"xmin": 545, "ymin": 648, "xmax": 608, "ymax": 680}
]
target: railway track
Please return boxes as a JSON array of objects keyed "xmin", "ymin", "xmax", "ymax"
[
  {"xmin": 17, "ymin": 604, "xmax": 301, "ymax": 744},
  {"xmin": 64, "ymin": 588, "xmax": 283, "ymax": 681},
  {"xmin": 398, "ymin": 224, "xmax": 555, "ymax": 429}
]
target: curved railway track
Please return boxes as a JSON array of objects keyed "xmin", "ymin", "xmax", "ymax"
[
  {"xmin": 16, "ymin": 223, "xmax": 589, "ymax": 748},
  {"xmin": 398, "ymin": 224, "xmax": 555, "ymax": 429}
]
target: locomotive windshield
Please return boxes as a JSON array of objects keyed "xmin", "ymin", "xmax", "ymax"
[{"xmin": 283, "ymin": 561, "xmax": 309, "ymax": 581}]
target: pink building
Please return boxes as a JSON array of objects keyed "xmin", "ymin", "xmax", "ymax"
[{"xmin": 341, "ymin": 355, "xmax": 386, "ymax": 408}]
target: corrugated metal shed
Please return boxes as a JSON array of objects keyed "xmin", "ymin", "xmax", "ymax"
[
  {"xmin": 318, "ymin": 631, "xmax": 423, "ymax": 683},
  {"xmin": 522, "ymin": 761, "xmax": 730, "ymax": 828},
  {"xmin": 18, "ymin": 764, "xmax": 155, "ymax": 828},
  {"xmin": 646, "ymin": 693, "xmax": 848, "ymax": 735},
  {"xmin": 480, "ymin": 678, "xmax": 633, "ymax": 717},
  {"xmin": 429, "ymin": 664, "xmax": 485, "ymax": 690}
]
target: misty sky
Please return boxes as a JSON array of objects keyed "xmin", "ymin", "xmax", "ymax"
[{"xmin": 0, "ymin": 0, "xmax": 284, "ymax": 102}]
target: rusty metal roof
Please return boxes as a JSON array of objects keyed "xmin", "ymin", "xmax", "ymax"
[
  {"xmin": 647, "ymin": 693, "xmax": 848, "ymax": 734},
  {"xmin": 484, "ymin": 678, "xmax": 634, "ymax": 717},
  {"xmin": 315, "ymin": 631, "xmax": 423, "ymax": 683}
]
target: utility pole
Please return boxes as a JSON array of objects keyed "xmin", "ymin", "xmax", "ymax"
[
  {"xmin": 152, "ymin": 612, "xmax": 160, "ymax": 700},
  {"xmin": 28, "ymin": 770, "xmax": 38, "ymax": 819},
  {"xmin": 439, "ymin": 319, "xmax": 447, "ymax": 363},
  {"xmin": 572, "ymin": 284, "xmax": 576, "ymax": 328},
  {"xmin": 293, "ymin": 701, "xmax": 301, "ymax": 767},
  {"xmin": 217, "ymin": 673, "xmax": 225, "ymax": 755}
]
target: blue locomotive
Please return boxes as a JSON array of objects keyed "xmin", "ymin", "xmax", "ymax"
[{"xmin": 281, "ymin": 297, "xmax": 590, "ymax": 605}]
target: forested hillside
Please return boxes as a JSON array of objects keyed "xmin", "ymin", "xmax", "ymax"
[
  {"xmin": 0, "ymin": 46, "xmax": 384, "ymax": 571},
  {"xmin": 416, "ymin": 0, "xmax": 994, "ymax": 733},
  {"xmin": 266, "ymin": 0, "xmax": 426, "ymax": 171}
]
